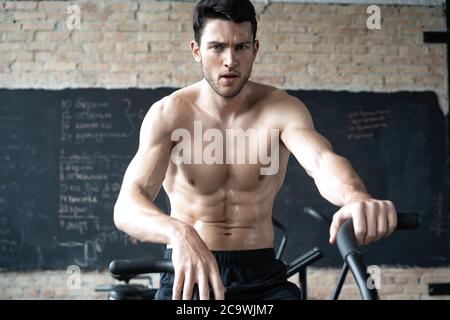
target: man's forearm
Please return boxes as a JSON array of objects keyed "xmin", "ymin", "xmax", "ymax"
[
  {"xmin": 114, "ymin": 188, "xmax": 185, "ymax": 245},
  {"xmin": 313, "ymin": 152, "xmax": 371, "ymax": 207}
]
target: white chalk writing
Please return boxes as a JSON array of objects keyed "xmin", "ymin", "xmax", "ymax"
[
  {"xmin": 347, "ymin": 109, "xmax": 390, "ymax": 140},
  {"xmin": 60, "ymin": 98, "xmax": 135, "ymax": 144}
]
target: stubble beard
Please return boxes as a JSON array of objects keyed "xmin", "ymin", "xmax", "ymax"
[{"xmin": 202, "ymin": 63, "xmax": 252, "ymax": 99}]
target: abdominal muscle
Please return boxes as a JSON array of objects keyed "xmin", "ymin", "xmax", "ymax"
[{"xmin": 165, "ymin": 184, "xmax": 276, "ymax": 251}]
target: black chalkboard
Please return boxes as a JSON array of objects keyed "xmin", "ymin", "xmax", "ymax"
[
  {"xmin": 0, "ymin": 88, "xmax": 175, "ymax": 270},
  {"xmin": 277, "ymin": 90, "xmax": 449, "ymax": 267},
  {"xmin": 0, "ymin": 88, "xmax": 448, "ymax": 270}
]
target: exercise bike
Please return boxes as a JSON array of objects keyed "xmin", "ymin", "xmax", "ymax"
[
  {"xmin": 95, "ymin": 215, "xmax": 323, "ymax": 300},
  {"xmin": 96, "ymin": 207, "xmax": 419, "ymax": 300}
]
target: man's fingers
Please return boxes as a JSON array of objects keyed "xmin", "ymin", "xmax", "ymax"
[
  {"xmin": 197, "ymin": 277, "xmax": 210, "ymax": 300},
  {"xmin": 331, "ymin": 200, "xmax": 398, "ymax": 247},
  {"xmin": 386, "ymin": 201, "xmax": 398, "ymax": 235},
  {"xmin": 329, "ymin": 208, "xmax": 351, "ymax": 244},
  {"xmin": 375, "ymin": 208, "xmax": 388, "ymax": 241},
  {"xmin": 364, "ymin": 206, "xmax": 377, "ymax": 245},
  {"xmin": 182, "ymin": 271, "xmax": 195, "ymax": 300},
  {"xmin": 172, "ymin": 271, "xmax": 184, "ymax": 300},
  {"xmin": 209, "ymin": 270, "xmax": 225, "ymax": 300},
  {"xmin": 352, "ymin": 206, "xmax": 367, "ymax": 246}
]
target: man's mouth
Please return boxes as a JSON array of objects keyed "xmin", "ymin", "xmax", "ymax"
[
  {"xmin": 220, "ymin": 73, "xmax": 240, "ymax": 85},
  {"xmin": 220, "ymin": 73, "xmax": 240, "ymax": 79}
]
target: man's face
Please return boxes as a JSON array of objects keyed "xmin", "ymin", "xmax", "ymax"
[{"xmin": 192, "ymin": 19, "xmax": 259, "ymax": 99}]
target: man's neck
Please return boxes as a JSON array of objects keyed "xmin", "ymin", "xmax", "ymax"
[{"xmin": 198, "ymin": 79, "xmax": 252, "ymax": 123}]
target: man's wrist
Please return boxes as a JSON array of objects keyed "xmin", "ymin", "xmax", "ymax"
[
  {"xmin": 168, "ymin": 219, "xmax": 192, "ymax": 246},
  {"xmin": 343, "ymin": 191, "xmax": 372, "ymax": 205}
]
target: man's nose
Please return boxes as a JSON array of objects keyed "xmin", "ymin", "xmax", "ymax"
[{"xmin": 223, "ymin": 48, "xmax": 238, "ymax": 68}]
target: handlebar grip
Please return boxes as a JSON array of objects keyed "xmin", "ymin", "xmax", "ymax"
[
  {"xmin": 336, "ymin": 212, "xmax": 419, "ymax": 300},
  {"xmin": 336, "ymin": 212, "xmax": 420, "ymax": 259},
  {"xmin": 336, "ymin": 220, "xmax": 360, "ymax": 260},
  {"xmin": 397, "ymin": 212, "xmax": 420, "ymax": 230},
  {"xmin": 109, "ymin": 258, "xmax": 174, "ymax": 278}
]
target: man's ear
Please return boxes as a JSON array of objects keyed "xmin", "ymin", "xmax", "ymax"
[
  {"xmin": 253, "ymin": 40, "xmax": 260, "ymax": 60},
  {"xmin": 190, "ymin": 40, "xmax": 201, "ymax": 62}
]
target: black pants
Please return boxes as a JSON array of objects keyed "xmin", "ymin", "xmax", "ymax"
[{"xmin": 154, "ymin": 248, "xmax": 302, "ymax": 300}]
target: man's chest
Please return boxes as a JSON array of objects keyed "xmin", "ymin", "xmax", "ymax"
[{"xmin": 168, "ymin": 116, "xmax": 287, "ymax": 193}]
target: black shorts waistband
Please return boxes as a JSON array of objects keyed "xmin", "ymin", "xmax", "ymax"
[{"xmin": 163, "ymin": 248, "xmax": 276, "ymax": 267}]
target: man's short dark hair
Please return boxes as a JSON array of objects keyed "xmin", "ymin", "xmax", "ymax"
[{"xmin": 193, "ymin": 0, "xmax": 257, "ymax": 44}]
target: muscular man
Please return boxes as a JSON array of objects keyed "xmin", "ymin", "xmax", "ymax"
[{"xmin": 114, "ymin": 0, "xmax": 397, "ymax": 300}]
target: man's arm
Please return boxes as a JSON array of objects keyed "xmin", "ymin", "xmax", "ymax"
[
  {"xmin": 114, "ymin": 98, "xmax": 225, "ymax": 300},
  {"xmin": 279, "ymin": 94, "xmax": 397, "ymax": 246},
  {"xmin": 114, "ymin": 98, "xmax": 179, "ymax": 244}
]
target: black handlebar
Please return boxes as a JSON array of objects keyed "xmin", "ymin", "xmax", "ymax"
[
  {"xmin": 337, "ymin": 212, "xmax": 420, "ymax": 261},
  {"xmin": 335, "ymin": 212, "xmax": 420, "ymax": 300},
  {"xmin": 303, "ymin": 207, "xmax": 420, "ymax": 300},
  {"xmin": 395, "ymin": 212, "xmax": 421, "ymax": 230},
  {"xmin": 109, "ymin": 258, "xmax": 174, "ymax": 281}
]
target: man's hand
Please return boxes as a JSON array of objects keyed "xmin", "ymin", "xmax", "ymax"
[
  {"xmin": 329, "ymin": 199, "xmax": 397, "ymax": 246},
  {"xmin": 170, "ymin": 223, "xmax": 226, "ymax": 300}
]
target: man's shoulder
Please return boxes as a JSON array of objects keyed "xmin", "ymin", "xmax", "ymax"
[
  {"xmin": 251, "ymin": 82, "xmax": 307, "ymax": 111},
  {"xmin": 251, "ymin": 82, "xmax": 312, "ymax": 130},
  {"xmin": 154, "ymin": 83, "xmax": 199, "ymax": 120},
  {"xmin": 162, "ymin": 83, "xmax": 199, "ymax": 109},
  {"xmin": 159, "ymin": 84, "xmax": 196, "ymax": 108},
  {"xmin": 144, "ymin": 84, "xmax": 198, "ymax": 132},
  {"xmin": 251, "ymin": 81, "xmax": 281, "ymax": 99}
]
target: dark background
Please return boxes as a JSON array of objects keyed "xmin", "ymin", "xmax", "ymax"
[{"xmin": 0, "ymin": 88, "xmax": 447, "ymax": 270}]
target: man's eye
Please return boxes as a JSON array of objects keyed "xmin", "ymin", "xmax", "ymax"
[
  {"xmin": 237, "ymin": 45, "xmax": 248, "ymax": 50},
  {"xmin": 212, "ymin": 45, "xmax": 224, "ymax": 51}
]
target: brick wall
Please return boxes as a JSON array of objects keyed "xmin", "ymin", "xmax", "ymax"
[
  {"xmin": 0, "ymin": 0, "xmax": 447, "ymax": 112},
  {"xmin": 0, "ymin": 0, "xmax": 448, "ymax": 300},
  {"xmin": 1, "ymin": 267, "xmax": 449, "ymax": 300}
]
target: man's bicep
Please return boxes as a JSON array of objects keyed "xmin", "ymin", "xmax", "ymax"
[
  {"xmin": 124, "ymin": 142, "xmax": 172, "ymax": 196},
  {"xmin": 279, "ymin": 96, "xmax": 334, "ymax": 176},
  {"xmin": 120, "ymin": 102, "xmax": 173, "ymax": 200},
  {"xmin": 281, "ymin": 126, "xmax": 333, "ymax": 177}
]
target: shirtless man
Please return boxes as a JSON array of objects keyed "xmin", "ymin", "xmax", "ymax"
[{"xmin": 113, "ymin": 0, "xmax": 397, "ymax": 300}]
